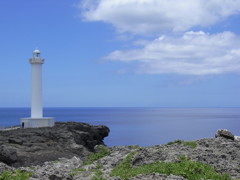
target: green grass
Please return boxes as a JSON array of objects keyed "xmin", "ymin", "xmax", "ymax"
[
  {"xmin": 72, "ymin": 168, "xmax": 86, "ymax": 172},
  {"xmin": 91, "ymin": 177, "xmax": 107, "ymax": 180},
  {"xmin": 90, "ymin": 169, "xmax": 106, "ymax": 180},
  {"xmin": 167, "ymin": 140, "xmax": 197, "ymax": 148},
  {"xmin": 90, "ymin": 169, "xmax": 103, "ymax": 177},
  {"xmin": 110, "ymin": 152, "xmax": 231, "ymax": 180},
  {"xmin": 0, "ymin": 170, "xmax": 32, "ymax": 180},
  {"xmin": 183, "ymin": 141, "xmax": 197, "ymax": 148},
  {"xmin": 177, "ymin": 155, "xmax": 190, "ymax": 161},
  {"xmin": 167, "ymin": 139, "xmax": 183, "ymax": 145},
  {"xmin": 84, "ymin": 145, "xmax": 111, "ymax": 165},
  {"xmin": 70, "ymin": 168, "xmax": 86, "ymax": 177},
  {"xmin": 96, "ymin": 163, "xmax": 104, "ymax": 169}
]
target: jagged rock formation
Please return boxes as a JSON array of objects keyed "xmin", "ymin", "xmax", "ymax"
[
  {"xmin": 0, "ymin": 127, "xmax": 240, "ymax": 180},
  {"xmin": 0, "ymin": 122, "xmax": 109, "ymax": 167},
  {"xmin": 132, "ymin": 137, "xmax": 240, "ymax": 178},
  {"xmin": 20, "ymin": 131, "xmax": 240, "ymax": 179},
  {"xmin": 215, "ymin": 129, "xmax": 235, "ymax": 140}
]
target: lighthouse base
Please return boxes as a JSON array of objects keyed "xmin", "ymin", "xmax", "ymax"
[{"xmin": 20, "ymin": 117, "xmax": 55, "ymax": 128}]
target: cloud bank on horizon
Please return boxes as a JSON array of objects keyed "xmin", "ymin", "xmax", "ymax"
[{"xmin": 79, "ymin": 0, "xmax": 240, "ymax": 75}]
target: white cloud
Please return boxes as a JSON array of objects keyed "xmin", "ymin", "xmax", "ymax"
[
  {"xmin": 106, "ymin": 31, "xmax": 240, "ymax": 75},
  {"xmin": 80, "ymin": 0, "xmax": 240, "ymax": 34},
  {"xmin": 78, "ymin": 0, "xmax": 240, "ymax": 75}
]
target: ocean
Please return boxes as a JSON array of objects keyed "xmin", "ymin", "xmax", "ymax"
[{"xmin": 0, "ymin": 107, "xmax": 240, "ymax": 147}]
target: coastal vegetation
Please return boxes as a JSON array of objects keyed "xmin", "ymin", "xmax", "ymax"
[
  {"xmin": 0, "ymin": 170, "xmax": 32, "ymax": 180},
  {"xmin": 111, "ymin": 152, "xmax": 230, "ymax": 180},
  {"xmin": 90, "ymin": 169, "xmax": 105, "ymax": 180},
  {"xmin": 70, "ymin": 168, "xmax": 86, "ymax": 177},
  {"xmin": 83, "ymin": 145, "xmax": 111, "ymax": 165},
  {"xmin": 92, "ymin": 177, "xmax": 107, "ymax": 180},
  {"xmin": 167, "ymin": 140, "xmax": 197, "ymax": 148},
  {"xmin": 0, "ymin": 124, "xmax": 239, "ymax": 179}
]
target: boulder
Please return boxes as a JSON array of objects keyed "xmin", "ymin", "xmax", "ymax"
[
  {"xmin": 0, "ymin": 146, "xmax": 17, "ymax": 165},
  {"xmin": 234, "ymin": 136, "xmax": 240, "ymax": 141},
  {"xmin": 215, "ymin": 129, "xmax": 234, "ymax": 140}
]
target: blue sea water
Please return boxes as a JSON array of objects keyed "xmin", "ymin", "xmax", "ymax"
[{"xmin": 0, "ymin": 107, "xmax": 240, "ymax": 147}]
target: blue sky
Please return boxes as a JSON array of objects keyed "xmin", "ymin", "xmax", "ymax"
[{"xmin": 0, "ymin": 0, "xmax": 240, "ymax": 107}]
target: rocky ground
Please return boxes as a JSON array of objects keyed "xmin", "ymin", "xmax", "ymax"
[
  {"xmin": 0, "ymin": 123, "xmax": 240, "ymax": 180},
  {"xmin": 0, "ymin": 122, "xmax": 109, "ymax": 167}
]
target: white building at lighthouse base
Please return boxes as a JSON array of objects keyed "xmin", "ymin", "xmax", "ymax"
[{"xmin": 20, "ymin": 117, "xmax": 54, "ymax": 128}]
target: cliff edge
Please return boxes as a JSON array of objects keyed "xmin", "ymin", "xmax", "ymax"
[
  {"xmin": 0, "ymin": 122, "xmax": 110, "ymax": 167},
  {"xmin": 0, "ymin": 126, "xmax": 240, "ymax": 180}
]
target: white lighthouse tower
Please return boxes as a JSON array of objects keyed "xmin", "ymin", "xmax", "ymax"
[{"xmin": 21, "ymin": 49, "xmax": 55, "ymax": 128}]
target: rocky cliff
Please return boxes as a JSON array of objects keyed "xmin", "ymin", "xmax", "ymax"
[
  {"xmin": 0, "ymin": 122, "xmax": 110, "ymax": 167},
  {"xmin": 0, "ymin": 126, "xmax": 240, "ymax": 180}
]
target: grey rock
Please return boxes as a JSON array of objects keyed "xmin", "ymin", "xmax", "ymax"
[
  {"xmin": 0, "ymin": 162, "xmax": 15, "ymax": 173},
  {"xmin": 215, "ymin": 129, "xmax": 234, "ymax": 140},
  {"xmin": 0, "ymin": 122, "xmax": 109, "ymax": 167},
  {"xmin": 1, "ymin": 125, "xmax": 240, "ymax": 180},
  {"xmin": 8, "ymin": 138, "xmax": 23, "ymax": 145},
  {"xmin": 234, "ymin": 136, "xmax": 240, "ymax": 141},
  {"xmin": 132, "ymin": 138, "xmax": 240, "ymax": 178},
  {"xmin": 98, "ymin": 146, "xmax": 137, "ymax": 169},
  {"xmin": 0, "ymin": 146, "xmax": 18, "ymax": 165},
  {"xmin": 25, "ymin": 156, "xmax": 82, "ymax": 180}
]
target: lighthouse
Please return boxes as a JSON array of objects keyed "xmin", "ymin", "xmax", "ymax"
[{"xmin": 21, "ymin": 49, "xmax": 55, "ymax": 128}]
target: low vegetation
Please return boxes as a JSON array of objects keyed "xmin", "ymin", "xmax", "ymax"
[
  {"xmin": 90, "ymin": 168, "xmax": 106, "ymax": 180},
  {"xmin": 70, "ymin": 167, "xmax": 86, "ymax": 176},
  {"xmin": 91, "ymin": 177, "xmax": 107, "ymax": 180},
  {"xmin": 0, "ymin": 170, "xmax": 32, "ymax": 180},
  {"xmin": 167, "ymin": 140, "xmax": 197, "ymax": 148},
  {"xmin": 52, "ymin": 160, "xmax": 59, "ymax": 164},
  {"xmin": 166, "ymin": 139, "xmax": 183, "ymax": 145},
  {"xmin": 183, "ymin": 141, "xmax": 197, "ymax": 148},
  {"xmin": 110, "ymin": 152, "xmax": 231, "ymax": 180},
  {"xmin": 84, "ymin": 145, "xmax": 111, "ymax": 165},
  {"xmin": 90, "ymin": 169, "xmax": 103, "ymax": 176}
]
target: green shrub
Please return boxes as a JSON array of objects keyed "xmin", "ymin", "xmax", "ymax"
[
  {"xmin": 72, "ymin": 168, "xmax": 86, "ymax": 172},
  {"xmin": 90, "ymin": 169, "xmax": 103, "ymax": 177},
  {"xmin": 167, "ymin": 140, "xmax": 197, "ymax": 148},
  {"xmin": 84, "ymin": 145, "xmax": 111, "ymax": 165},
  {"xmin": 91, "ymin": 177, "xmax": 107, "ymax": 180},
  {"xmin": 110, "ymin": 153, "xmax": 231, "ymax": 180},
  {"xmin": 70, "ymin": 168, "xmax": 86, "ymax": 177},
  {"xmin": 110, "ymin": 152, "xmax": 137, "ymax": 178},
  {"xmin": 70, "ymin": 171, "xmax": 78, "ymax": 177},
  {"xmin": 90, "ymin": 169, "xmax": 105, "ymax": 180},
  {"xmin": 96, "ymin": 163, "xmax": 104, "ymax": 169},
  {"xmin": 166, "ymin": 140, "xmax": 183, "ymax": 145},
  {"xmin": 183, "ymin": 141, "xmax": 197, "ymax": 148},
  {"xmin": 0, "ymin": 170, "xmax": 32, "ymax": 180},
  {"xmin": 177, "ymin": 155, "xmax": 189, "ymax": 161}
]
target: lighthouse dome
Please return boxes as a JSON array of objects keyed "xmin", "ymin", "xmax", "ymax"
[{"xmin": 33, "ymin": 49, "xmax": 40, "ymax": 54}]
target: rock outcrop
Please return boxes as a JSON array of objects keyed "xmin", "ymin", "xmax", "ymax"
[
  {"xmin": 215, "ymin": 129, "xmax": 235, "ymax": 140},
  {"xmin": 19, "ymin": 131, "xmax": 240, "ymax": 180},
  {"xmin": 1, "ymin": 125, "xmax": 240, "ymax": 180},
  {"xmin": 0, "ymin": 122, "xmax": 109, "ymax": 167},
  {"xmin": 0, "ymin": 162, "xmax": 14, "ymax": 173},
  {"xmin": 132, "ymin": 137, "xmax": 240, "ymax": 178}
]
